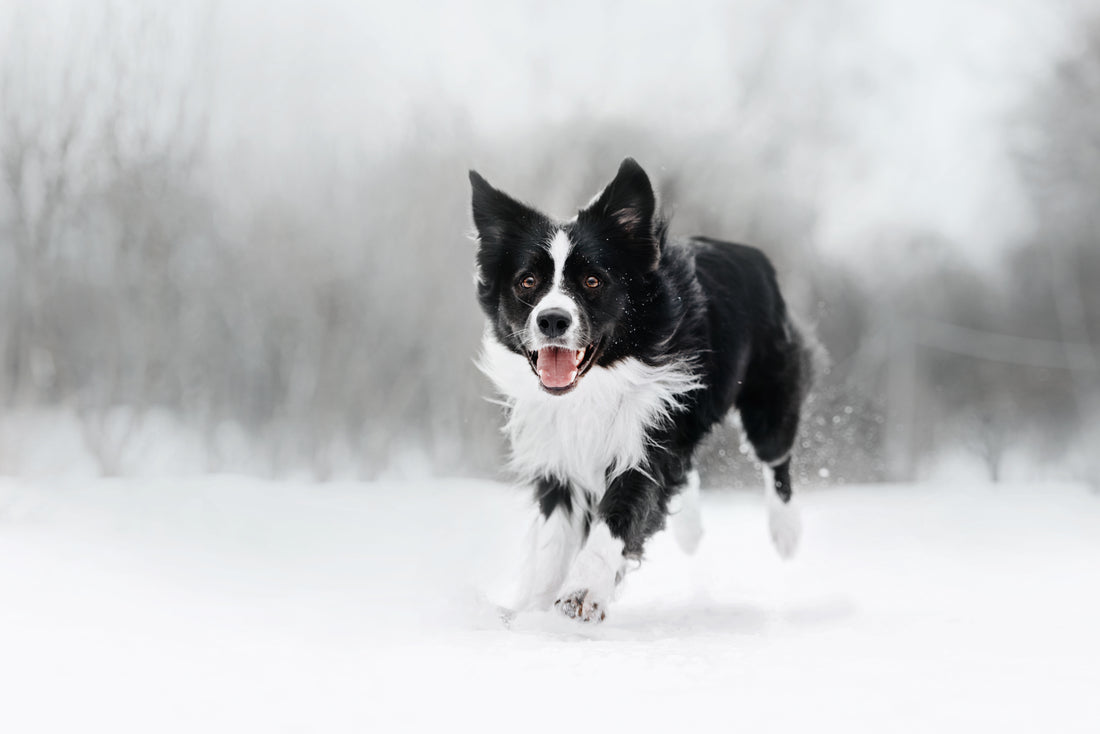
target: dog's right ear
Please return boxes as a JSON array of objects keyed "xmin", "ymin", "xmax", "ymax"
[{"xmin": 469, "ymin": 170, "xmax": 541, "ymax": 246}]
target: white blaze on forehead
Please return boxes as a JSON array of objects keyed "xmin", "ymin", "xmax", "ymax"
[
  {"xmin": 547, "ymin": 228, "xmax": 572, "ymax": 289},
  {"xmin": 528, "ymin": 229, "xmax": 579, "ymax": 344}
]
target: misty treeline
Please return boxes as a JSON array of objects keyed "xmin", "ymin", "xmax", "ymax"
[{"xmin": 1, "ymin": 7, "xmax": 1097, "ymax": 484}]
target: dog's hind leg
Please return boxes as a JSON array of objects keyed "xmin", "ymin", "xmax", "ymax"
[
  {"xmin": 668, "ymin": 467, "xmax": 703, "ymax": 555},
  {"xmin": 513, "ymin": 477, "xmax": 583, "ymax": 612},
  {"xmin": 740, "ymin": 390, "xmax": 803, "ymax": 559},
  {"xmin": 762, "ymin": 458, "xmax": 801, "ymax": 559},
  {"xmin": 737, "ymin": 331, "xmax": 809, "ymax": 559}
]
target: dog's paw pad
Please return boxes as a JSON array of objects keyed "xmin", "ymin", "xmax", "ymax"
[
  {"xmin": 554, "ymin": 590, "xmax": 606, "ymax": 623},
  {"xmin": 768, "ymin": 500, "xmax": 802, "ymax": 560}
]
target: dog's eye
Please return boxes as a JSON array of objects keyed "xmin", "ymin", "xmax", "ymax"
[
  {"xmin": 584, "ymin": 275, "xmax": 601, "ymax": 289},
  {"xmin": 519, "ymin": 275, "xmax": 537, "ymax": 289}
]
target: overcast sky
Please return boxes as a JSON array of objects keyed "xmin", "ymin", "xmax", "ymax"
[
  {"xmin": 2, "ymin": 0, "xmax": 1090, "ymax": 263},
  {"xmin": 211, "ymin": 0, "xmax": 1087, "ymax": 261}
]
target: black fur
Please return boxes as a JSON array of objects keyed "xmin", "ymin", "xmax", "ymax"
[{"xmin": 471, "ymin": 158, "xmax": 810, "ymax": 563}]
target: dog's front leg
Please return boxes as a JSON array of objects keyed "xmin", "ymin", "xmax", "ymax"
[
  {"xmin": 553, "ymin": 521, "xmax": 624, "ymax": 622},
  {"xmin": 555, "ymin": 469, "xmax": 661, "ymax": 622},
  {"xmin": 513, "ymin": 478, "xmax": 583, "ymax": 612}
]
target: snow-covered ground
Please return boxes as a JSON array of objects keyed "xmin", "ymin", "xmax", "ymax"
[{"xmin": 1, "ymin": 476, "xmax": 1098, "ymax": 733}]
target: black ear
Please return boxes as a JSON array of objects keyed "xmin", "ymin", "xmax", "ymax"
[
  {"xmin": 579, "ymin": 158, "xmax": 656, "ymax": 241},
  {"xmin": 577, "ymin": 158, "xmax": 658, "ymax": 268},
  {"xmin": 469, "ymin": 170, "xmax": 543, "ymax": 245}
]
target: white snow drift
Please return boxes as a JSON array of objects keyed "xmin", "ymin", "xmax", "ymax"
[{"xmin": 1, "ymin": 476, "xmax": 1098, "ymax": 733}]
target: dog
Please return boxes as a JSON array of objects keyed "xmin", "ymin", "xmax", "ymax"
[{"xmin": 470, "ymin": 158, "xmax": 812, "ymax": 622}]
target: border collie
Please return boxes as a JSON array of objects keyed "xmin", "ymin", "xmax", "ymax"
[{"xmin": 470, "ymin": 159, "xmax": 812, "ymax": 622}]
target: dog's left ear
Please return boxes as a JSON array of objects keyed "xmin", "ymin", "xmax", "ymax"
[
  {"xmin": 578, "ymin": 158, "xmax": 658, "ymax": 267},
  {"xmin": 469, "ymin": 170, "xmax": 543, "ymax": 246}
]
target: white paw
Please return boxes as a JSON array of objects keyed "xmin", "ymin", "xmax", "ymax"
[
  {"xmin": 554, "ymin": 588, "xmax": 607, "ymax": 622},
  {"xmin": 554, "ymin": 522, "xmax": 623, "ymax": 622},
  {"xmin": 768, "ymin": 498, "xmax": 802, "ymax": 559}
]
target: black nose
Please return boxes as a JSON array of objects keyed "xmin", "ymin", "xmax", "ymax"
[{"xmin": 536, "ymin": 308, "xmax": 572, "ymax": 338}]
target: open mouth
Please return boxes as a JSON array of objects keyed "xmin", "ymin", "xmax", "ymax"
[{"xmin": 526, "ymin": 341, "xmax": 601, "ymax": 395}]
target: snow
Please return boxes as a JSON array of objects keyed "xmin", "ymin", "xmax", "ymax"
[{"xmin": 1, "ymin": 476, "xmax": 1098, "ymax": 732}]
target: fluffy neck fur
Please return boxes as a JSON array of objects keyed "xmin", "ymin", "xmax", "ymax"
[{"xmin": 478, "ymin": 332, "xmax": 701, "ymax": 494}]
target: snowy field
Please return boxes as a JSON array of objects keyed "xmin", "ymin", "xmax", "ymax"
[{"xmin": 1, "ymin": 476, "xmax": 1098, "ymax": 733}]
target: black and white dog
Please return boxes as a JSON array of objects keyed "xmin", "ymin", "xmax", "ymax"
[{"xmin": 470, "ymin": 159, "xmax": 812, "ymax": 622}]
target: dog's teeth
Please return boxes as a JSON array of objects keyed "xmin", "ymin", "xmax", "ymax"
[{"xmin": 567, "ymin": 370, "xmax": 577, "ymax": 383}]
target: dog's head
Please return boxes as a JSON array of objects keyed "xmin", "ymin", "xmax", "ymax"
[{"xmin": 470, "ymin": 158, "xmax": 660, "ymax": 395}]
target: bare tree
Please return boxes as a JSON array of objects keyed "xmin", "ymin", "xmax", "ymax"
[{"xmin": 0, "ymin": 3, "xmax": 213, "ymax": 473}]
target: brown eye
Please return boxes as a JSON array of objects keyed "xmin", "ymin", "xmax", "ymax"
[
  {"xmin": 520, "ymin": 275, "xmax": 537, "ymax": 289},
  {"xmin": 584, "ymin": 275, "xmax": 601, "ymax": 289}
]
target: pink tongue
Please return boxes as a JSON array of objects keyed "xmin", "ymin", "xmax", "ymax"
[{"xmin": 537, "ymin": 347, "xmax": 578, "ymax": 388}]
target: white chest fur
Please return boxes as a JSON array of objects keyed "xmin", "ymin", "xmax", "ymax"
[{"xmin": 478, "ymin": 333, "xmax": 701, "ymax": 495}]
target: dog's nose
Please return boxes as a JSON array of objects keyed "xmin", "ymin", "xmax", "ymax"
[{"xmin": 536, "ymin": 308, "xmax": 572, "ymax": 338}]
